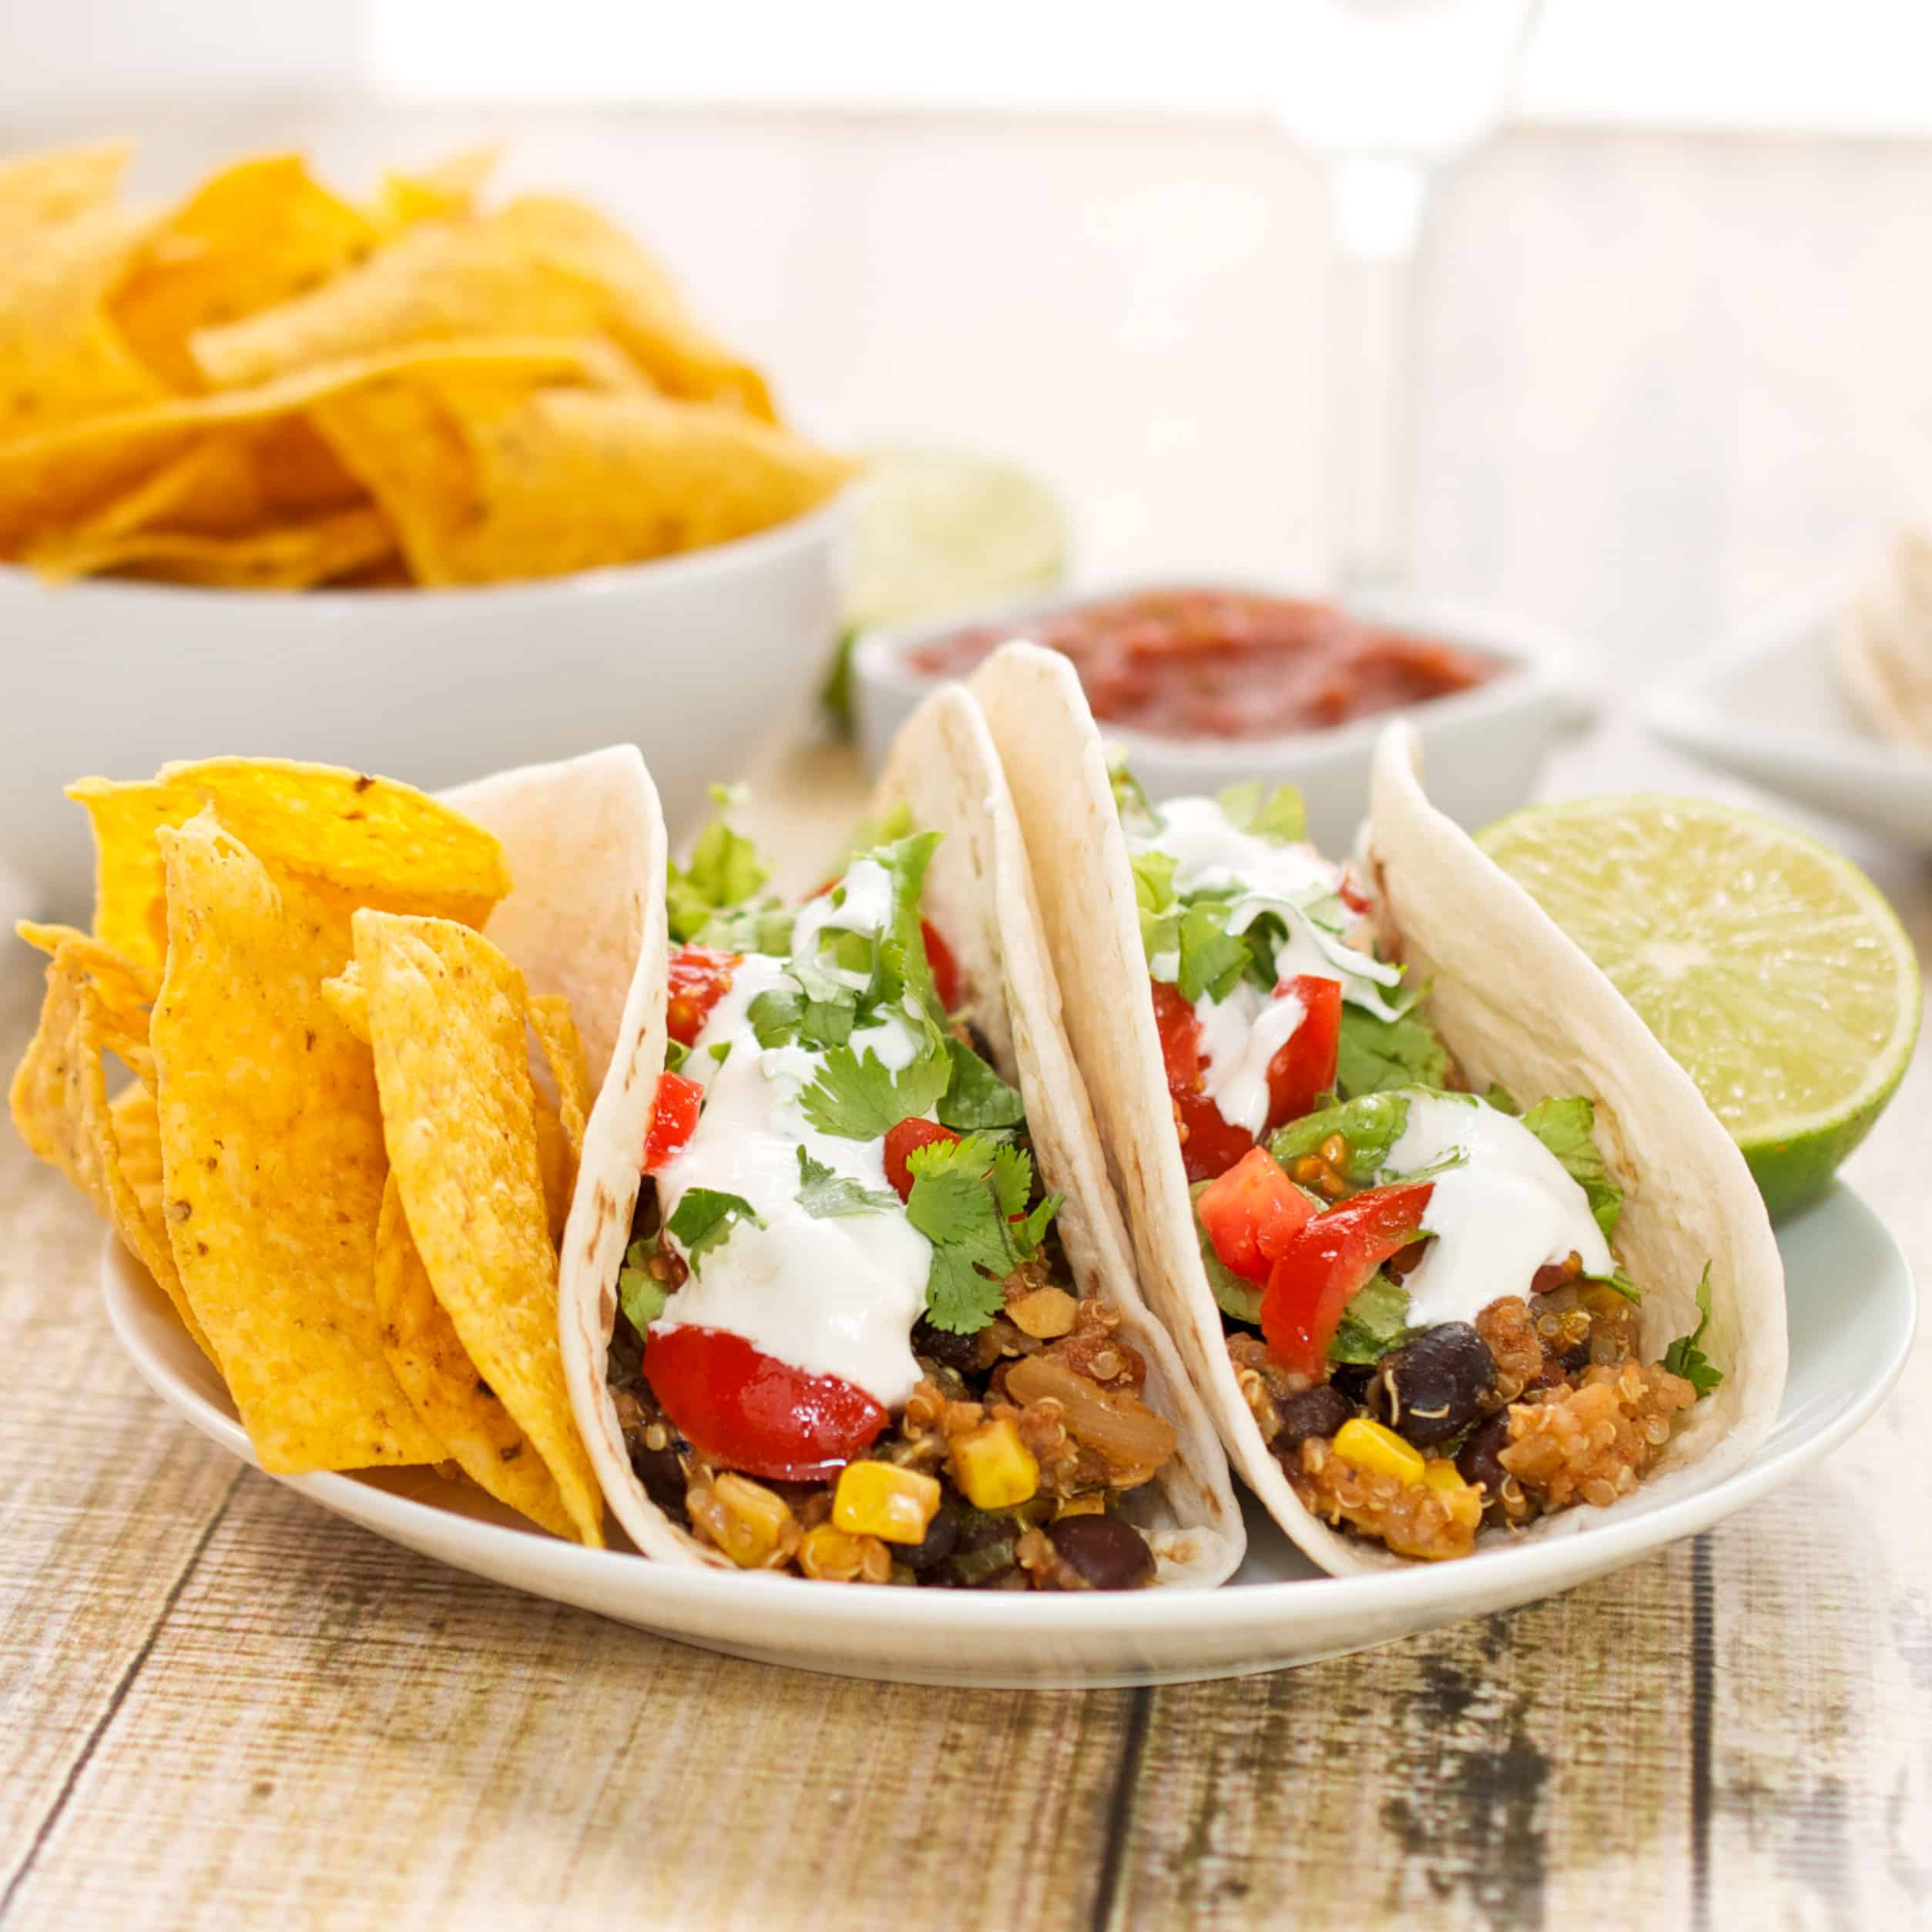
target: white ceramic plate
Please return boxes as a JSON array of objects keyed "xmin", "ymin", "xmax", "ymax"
[
  {"xmin": 851, "ymin": 580, "xmax": 1598, "ymax": 856},
  {"xmin": 1648, "ymin": 580, "xmax": 1932, "ymax": 850},
  {"xmin": 103, "ymin": 1182, "xmax": 1912, "ymax": 1689}
]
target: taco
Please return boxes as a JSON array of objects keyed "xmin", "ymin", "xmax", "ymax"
[
  {"xmin": 970, "ymin": 641, "xmax": 1787, "ymax": 1572},
  {"xmin": 557, "ymin": 685, "xmax": 1244, "ymax": 1588}
]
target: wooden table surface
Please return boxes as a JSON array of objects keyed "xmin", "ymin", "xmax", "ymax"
[{"xmin": 3, "ymin": 109, "xmax": 1931, "ymax": 1932}]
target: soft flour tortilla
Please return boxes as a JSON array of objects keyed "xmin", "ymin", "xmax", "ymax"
[
  {"xmin": 555, "ymin": 686, "xmax": 1246, "ymax": 1583},
  {"xmin": 1837, "ymin": 530, "xmax": 1932, "ymax": 752},
  {"xmin": 970, "ymin": 641, "xmax": 1786, "ymax": 1576}
]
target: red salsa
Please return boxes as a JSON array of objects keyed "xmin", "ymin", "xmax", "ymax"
[{"xmin": 908, "ymin": 586, "xmax": 1498, "ymax": 739}]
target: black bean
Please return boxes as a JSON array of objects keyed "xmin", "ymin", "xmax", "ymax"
[
  {"xmin": 1368, "ymin": 1323, "xmax": 1495, "ymax": 1447},
  {"xmin": 927, "ymin": 1508, "xmax": 1018, "ymax": 1588},
  {"xmin": 628, "ymin": 1440, "xmax": 689, "ymax": 1521},
  {"xmin": 911, "ymin": 1316, "xmax": 979, "ymax": 1379},
  {"xmin": 895, "ymin": 1500, "xmax": 961, "ymax": 1573},
  {"xmin": 1457, "ymin": 1410, "xmax": 1512, "ymax": 1503},
  {"xmin": 1273, "ymin": 1382, "xmax": 1355, "ymax": 1452},
  {"xmin": 1046, "ymin": 1514, "xmax": 1157, "ymax": 1591}
]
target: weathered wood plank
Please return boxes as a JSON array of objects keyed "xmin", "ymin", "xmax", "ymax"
[
  {"xmin": 5, "ymin": 1468, "xmax": 1135, "ymax": 1932},
  {"xmin": 0, "ymin": 961, "xmax": 243, "ymax": 1904}
]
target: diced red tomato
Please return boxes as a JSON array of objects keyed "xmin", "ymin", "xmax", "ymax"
[
  {"xmin": 666, "ymin": 945, "xmax": 740, "ymax": 1048},
  {"xmin": 1264, "ymin": 975, "xmax": 1342, "ymax": 1131},
  {"xmin": 1337, "ymin": 873, "xmax": 1371, "ymax": 916},
  {"xmin": 642, "ymin": 1070, "xmax": 703, "ymax": 1173},
  {"xmin": 1259, "ymin": 1182, "xmax": 1434, "ymax": 1377},
  {"xmin": 1196, "ymin": 1146, "xmax": 1316, "ymax": 1284},
  {"xmin": 643, "ymin": 1326, "xmax": 888, "ymax": 1481},
  {"xmin": 922, "ymin": 920, "xmax": 961, "ymax": 1013},
  {"xmin": 1150, "ymin": 980, "xmax": 1256, "ymax": 1182},
  {"xmin": 884, "ymin": 1117, "xmax": 960, "ymax": 1202}
]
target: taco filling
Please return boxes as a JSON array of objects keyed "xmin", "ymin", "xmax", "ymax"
[
  {"xmin": 1119, "ymin": 773, "xmax": 1718, "ymax": 1561},
  {"xmin": 603, "ymin": 810, "xmax": 1179, "ymax": 1588}
]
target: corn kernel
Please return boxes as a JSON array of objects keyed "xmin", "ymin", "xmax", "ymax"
[
  {"xmin": 699, "ymin": 1473, "xmax": 797, "ymax": 1568},
  {"xmin": 1332, "ymin": 1417, "xmax": 1426, "ymax": 1487},
  {"xmin": 1007, "ymin": 1286, "xmax": 1078, "ymax": 1339},
  {"xmin": 1422, "ymin": 1457, "xmax": 1484, "ymax": 1531},
  {"xmin": 800, "ymin": 1523, "xmax": 891, "ymax": 1582},
  {"xmin": 831, "ymin": 1460, "xmax": 942, "ymax": 1545},
  {"xmin": 948, "ymin": 1416, "xmax": 1039, "ymax": 1510}
]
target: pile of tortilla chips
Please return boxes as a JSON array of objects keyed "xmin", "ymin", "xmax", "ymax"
[
  {"xmin": 9, "ymin": 757, "xmax": 605, "ymax": 1545},
  {"xmin": 0, "ymin": 141, "xmax": 851, "ymax": 589}
]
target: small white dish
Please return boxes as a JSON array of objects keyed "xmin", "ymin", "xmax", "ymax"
[
  {"xmin": 102, "ymin": 1181, "xmax": 1910, "ymax": 1688},
  {"xmin": 1648, "ymin": 579, "xmax": 1932, "ymax": 850},
  {"xmin": 852, "ymin": 581, "xmax": 1595, "ymax": 854},
  {"xmin": 3, "ymin": 490, "xmax": 850, "ymax": 920}
]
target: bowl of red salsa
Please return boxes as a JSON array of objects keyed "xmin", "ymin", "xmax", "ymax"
[{"xmin": 853, "ymin": 580, "xmax": 1588, "ymax": 851}]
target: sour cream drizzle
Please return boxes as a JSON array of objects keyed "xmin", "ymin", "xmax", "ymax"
[
  {"xmin": 1128, "ymin": 794, "xmax": 1405, "ymax": 1126},
  {"xmin": 649, "ymin": 867, "xmax": 934, "ymax": 1408},
  {"xmin": 1383, "ymin": 1090, "xmax": 1614, "ymax": 1330}
]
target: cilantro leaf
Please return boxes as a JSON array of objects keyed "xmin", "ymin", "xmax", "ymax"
[
  {"xmin": 1190, "ymin": 1181, "xmax": 1262, "ymax": 1324},
  {"xmin": 665, "ymin": 1188, "xmax": 764, "ymax": 1273},
  {"xmin": 1335, "ymin": 1003, "xmax": 1451, "ymax": 1098},
  {"xmin": 795, "ymin": 1146, "xmax": 897, "ymax": 1219},
  {"xmin": 667, "ymin": 788, "xmax": 771, "ymax": 944},
  {"xmin": 617, "ymin": 1236, "xmax": 668, "ymax": 1332},
  {"xmin": 799, "ymin": 1038, "xmax": 951, "ymax": 1141},
  {"xmin": 748, "ymin": 957, "xmax": 858, "ymax": 1051},
  {"xmin": 1662, "ymin": 1263, "xmax": 1722, "ymax": 1397},
  {"xmin": 904, "ymin": 1133, "xmax": 1061, "ymax": 1333},
  {"xmin": 1327, "ymin": 1272, "xmax": 1414, "ymax": 1366},
  {"xmin": 694, "ymin": 898, "xmax": 796, "ymax": 956},
  {"xmin": 1174, "ymin": 901, "xmax": 1252, "ymax": 1004},
  {"xmin": 1132, "ymin": 849, "xmax": 1181, "ymax": 964},
  {"xmin": 847, "ymin": 830, "xmax": 944, "ymax": 1024},
  {"xmin": 937, "ymin": 1036, "xmax": 1025, "ymax": 1131},
  {"xmin": 1520, "ymin": 1096, "xmax": 1623, "ymax": 1243},
  {"xmin": 1109, "ymin": 756, "xmax": 1159, "ymax": 830},
  {"xmin": 1267, "ymin": 1091, "xmax": 1412, "ymax": 1184},
  {"xmin": 1216, "ymin": 779, "xmax": 1306, "ymax": 844}
]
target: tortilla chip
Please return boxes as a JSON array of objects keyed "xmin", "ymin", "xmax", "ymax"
[
  {"xmin": 192, "ymin": 197, "xmax": 773, "ymax": 418},
  {"xmin": 0, "ymin": 142, "xmax": 130, "ymax": 237},
  {"xmin": 354, "ymin": 909, "xmax": 603, "ymax": 1544},
  {"xmin": 0, "ymin": 334, "xmax": 609, "ymax": 555},
  {"xmin": 149, "ymin": 810, "xmax": 441, "ymax": 1472},
  {"xmin": 372, "ymin": 144, "xmax": 500, "ymax": 237},
  {"xmin": 529, "ymin": 991, "xmax": 590, "ymax": 1240},
  {"xmin": 0, "ymin": 201, "xmax": 164, "ymax": 445},
  {"xmin": 374, "ymin": 1177, "xmax": 581, "ymax": 1538},
  {"xmin": 108, "ymin": 154, "xmax": 377, "ymax": 391},
  {"xmin": 10, "ymin": 936, "xmax": 213, "ymax": 1360},
  {"xmin": 69, "ymin": 755, "xmax": 511, "ymax": 973},
  {"xmin": 29, "ymin": 502, "xmax": 393, "ymax": 589}
]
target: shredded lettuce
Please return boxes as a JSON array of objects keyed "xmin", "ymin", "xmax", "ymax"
[
  {"xmin": 1190, "ymin": 1182, "xmax": 1263, "ymax": 1325},
  {"xmin": 1520, "ymin": 1095, "xmax": 1623, "ymax": 1243},
  {"xmin": 1267, "ymin": 1091, "xmax": 1412, "ymax": 1184},
  {"xmin": 1215, "ymin": 779, "xmax": 1306, "ymax": 844},
  {"xmin": 617, "ymin": 1236, "xmax": 667, "ymax": 1331},
  {"xmin": 667, "ymin": 784, "xmax": 771, "ymax": 944},
  {"xmin": 1327, "ymin": 1273, "xmax": 1414, "ymax": 1366},
  {"xmin": 1336, "ymin": 1004, "xmax": 1451, "ymax": 1098}
]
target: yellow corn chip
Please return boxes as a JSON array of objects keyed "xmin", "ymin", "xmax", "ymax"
[
  {"xmin": 149, "ymin": 811, "xmax": 441, "ymax": 1471},
  {"xmin": 0, "ymin": 200, "xmax": 165, "ymax": 445},
  {"xmin": 68, "ymin": 754, "xmax": 511, "ymax": 973},
  {"xmin": 371, "ymin": 144, "xmax": 500, "ymax": 238},
  {"xmin": 0, "ymin": 334, "xmax": 609, "ymax": 555},
  {"xmin": 529, "ymin": 991, "xmax": 590, "ymax": 1241},
  {"xmin": 354, "ymin": 910, "xmax": 603, "ymax": 1544},
  {"xmin": 10, "ymin": 937, "xmax": 213, "ymax": 1360},
  {"xmin": 0, "ymin": 141, "xmax": 130, "ymax": 236},
  {"xmin": 374, "ymin": 1177, "xmax": 581, "ymax": 1539},
  {"xmin": 379, "ymin": 383, "xmax": 852, "ymax": 584},
  {"xmin": 29, "ymin": 502, "xmax": 393, "ymax": 589},
  {"xmin": 108, "ymin": 154, "xmax": 378, "ymax": 391}
]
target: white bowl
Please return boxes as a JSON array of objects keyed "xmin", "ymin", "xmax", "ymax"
[
  {"xmin": 1, "ymin": 491, "xmax": 850, "ymax": 921},
  {"xmin": 852, "ymin": 579, "xmax": 1593, "ymax": 853}
]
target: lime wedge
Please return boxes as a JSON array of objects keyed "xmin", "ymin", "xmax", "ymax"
[
  {"xmin": 844, "ymin": 444, "xmax": 1066, "ymax": 634},
  {"xmin": 1478, "ymin": 797, "xmax": 1921, "ymax": 1219}
]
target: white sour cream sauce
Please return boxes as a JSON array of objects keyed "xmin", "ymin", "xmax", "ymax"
[
  {"xmin": 649, "ymin": 867, "xmax": 934, "ymax": 1409},
  {"xmin": 1384, "ymin": 1090, "xmax": 1614, "ymax": 1330},
  {"xmin": 1129, "ymin": 796, "xmax": 1404, "ymax": 1134}
]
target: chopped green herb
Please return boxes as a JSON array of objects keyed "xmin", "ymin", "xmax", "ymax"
[
  {"xmin": 1215, "ymin": 779, "xmax": 1306, "ymax": 844},
  {"xmin": 905, "ymin": 1133, "xmax": 1059, "ymax": 1334},
  {"xmin": 617, "ymin": 1236, "xmax": 668, "ymax": 1331},
  {"xmin": 937, "ymin": 1036, "xmax": 1025, "ymax": 1131},
  {"xmin": 1520, "ymin": 1095, "xmax": 1623, "ymax": 1243},
  {"xmin": 795, "ymin": 1146, "xmax": 898, "ymax": 1219},
  {"xmin": 748, "ymin": 956, "xmax": 858, "ymax": 1051},
  {"xmin": 665, "ymin": 1188, "xmax": 764, "ymax": 1273},
  {"xmin": 1336, "ymin": 1004, "xmax": 1451, "ymax": 1098},
  {"xmin": 799, "ymin": 1037, "xmax": 951, "ymax": 1142},
  {"xmin": 1327, "ymin": 1271, "xmax": 1414, "ymax": 1366},
  {"xmin": 1662, "ymin": 1264, "xmax": 1722, "ymax": 1397}
]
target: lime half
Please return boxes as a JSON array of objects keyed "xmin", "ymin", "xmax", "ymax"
[{"xmin": 1478, "ymin": 797, "xmax": 1921, "ymax": 1219}]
